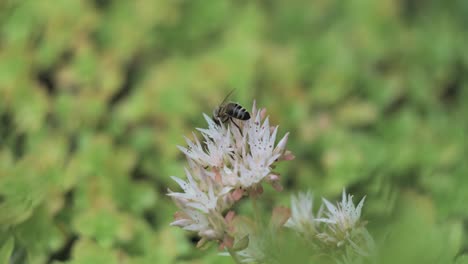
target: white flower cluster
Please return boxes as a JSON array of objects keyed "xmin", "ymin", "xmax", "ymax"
[
  {"xmin": 286, "ymin": 189, "xmax": 374, "ymax": 258},
  {"xmin": 168, "ymin": 102, "xmax": 293, "ymax": 248}
]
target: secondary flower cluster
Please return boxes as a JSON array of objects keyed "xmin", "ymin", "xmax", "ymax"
[
  {"xmin": 168, "ymin": 102, "xmax": 293, "ymax": 248},
  {"xmin": 229, "ymin": 189, "xmax": 374, "ymax": 263},
  {"xmin": 285, "ymin": 189, "xmax": 374, "ymax": 259}
]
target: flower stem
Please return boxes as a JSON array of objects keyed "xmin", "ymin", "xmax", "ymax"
[
  {"xmin": 252, "ymin": 196, "xmax": 259, "ymax": 224},
  {"xmin": 227, "ymin": 248, "xmax": 242, "ymax": 264}
]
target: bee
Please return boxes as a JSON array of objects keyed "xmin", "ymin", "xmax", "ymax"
[{"xmin": 212, "ymin": 89, "xmax": 251, "ymax": 127}]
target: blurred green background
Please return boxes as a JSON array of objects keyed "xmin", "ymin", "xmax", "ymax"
[{"xmin": 0, "ymin": 0, "xmax": 467, "ymax": 263}]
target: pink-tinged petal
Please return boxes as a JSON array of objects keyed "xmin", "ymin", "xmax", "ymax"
[
  {"xmin": 231, "ymin": 188, "xmax": 244, "ymax": 201},
  {"xmin": 174, "ymin": 211, "xmax": 188, "ymax": 219},
  {"xmin": 271, "ymin": 181, "xmax": 283, "ymax": 192},
  {"xmin": 271, "ymin": 206, "xmax": 291, "ymax": 229},
  {"xmin": 249, "ymin": 185, "xmax": 264, "ymax": 198},
  {"xmin": 267, "ymin": 173, "xmax": 280, "ymax": 182},
  {"xmin": 213, "ymin": 168, "xmax": 222, "ymax": 183},
  {"xmin": 260, "ymin": 108, "xmax": 267, "ymax": 119},
  {"xmin": 220, "ymin": 235, "xmax": 234, "ymax": 250},
  {"xmin": 282, "ymin": 150, "xmax": 295, "ymax": 161},
  {"xmin": 225, "ymin": 210, "xmax": 236, "ymax": 223}
]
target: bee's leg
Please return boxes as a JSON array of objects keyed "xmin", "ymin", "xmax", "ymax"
[{"xmin": 230, "ymin": 117, "xmax": 243, "ymax": 136}]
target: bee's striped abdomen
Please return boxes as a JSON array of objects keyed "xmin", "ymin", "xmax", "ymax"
[{"xmin": 227, "ymin": 103, "xmax": 251, "ymax": 120}]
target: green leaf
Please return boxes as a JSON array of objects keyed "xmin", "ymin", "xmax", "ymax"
[
  {"xmin": 0, "ymin": 237, "xmax": 14, "ymax": 264},
  {"xmin": 456, "ymin": 255, "xmax": 468, "ymax": 264},
  {"xmin": 67, "ymin": 239, "xmax": 119, "ymax": 264}
]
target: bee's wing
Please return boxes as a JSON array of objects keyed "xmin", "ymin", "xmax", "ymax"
[{"xmin": 219, "ymin": 88, "xmax": 236, "ymax": 106}]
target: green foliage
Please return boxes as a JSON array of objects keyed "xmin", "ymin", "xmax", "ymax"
[{"xmin": 0, "ymin": 0, "xmax": 467, "ymax": 263}]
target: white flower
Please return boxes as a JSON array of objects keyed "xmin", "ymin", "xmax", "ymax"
[
  {"xmin": 315, "ymin": 189, "xmax": 374, "ymax": 256},
  {"xmin": 285, "ymin": 191, "xmax": 321, "ymax": 236},
  {"xmin": 316, "ymin": 189, "xmax": 365, "ymax": 236},
  {"xmin": 285, "ymin": 189, "xmax": 374, "ymax": 258},
  {"xmin": 169, "ymin": 101, "xmax": 293, "ymax": 246}
]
